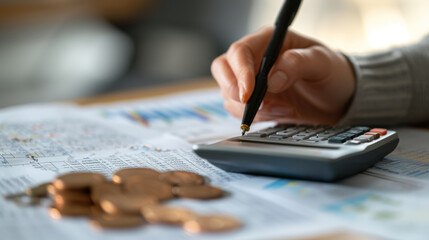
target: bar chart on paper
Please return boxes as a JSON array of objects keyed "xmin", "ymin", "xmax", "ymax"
[
  {"xmin": 88, "ymin": 89, "xmax": 244, "ymax": 142},
  {"xmin": 368, "ymin": 128, "xmax": 429, "ymax": 181}
]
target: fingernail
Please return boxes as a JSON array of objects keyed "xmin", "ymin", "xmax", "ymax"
[
  {"xmin": 269, "ymin": 71, "xmax": 288, "ymax": 92},
  {"xmin": 239, "ymin": 86, "xmax": 246, "ymax": 103}
]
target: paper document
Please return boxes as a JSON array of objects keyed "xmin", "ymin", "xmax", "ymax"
[
  {"xmin": 367, "ymin": 128, "xmax": 429, "ymax": 182},
  {"xmin": 84, "ymin": 89, "xmax": 275, "ymax": 143},
  {"xmin": 1, "ymin": 89, "xmax": 428, "ymax": 240}
]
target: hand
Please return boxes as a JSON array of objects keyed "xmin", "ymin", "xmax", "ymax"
[{"xmin": 211, "ymin": 27, "xmax": 355, "ymax": 125}]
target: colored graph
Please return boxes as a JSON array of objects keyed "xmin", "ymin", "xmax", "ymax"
[
  {"xmin": 323, "ymin": 193, "xmax": 401, "ymax": 220},
  {"xmin": 263, "ymin": 179, "xmax": 309, "ymax": 195},
  {"xmin": 103, "ymin": 98, "xmax": 231, "ymax": 127}
]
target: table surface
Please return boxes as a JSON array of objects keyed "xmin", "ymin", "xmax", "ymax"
[{"xmin": 74, "ymin": 77, "xmax": 218, "ymax": 106}]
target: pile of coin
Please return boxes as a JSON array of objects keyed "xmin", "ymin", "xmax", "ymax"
[{"xmin": 44, "ymin": 168, "xmax": 241, "ymax": 233}]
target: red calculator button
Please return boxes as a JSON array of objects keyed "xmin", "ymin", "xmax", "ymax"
[
  {"xmin": 364, "ymin": 132, "xmax": 380, "ymax": 139},
  {"xmin": 370, "ymin": 128, "xmax": 387, "ymax": 136}
]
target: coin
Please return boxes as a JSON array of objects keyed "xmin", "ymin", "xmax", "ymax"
[
  {"xmin": 48, "ymin": 204, "xmax": 93, "ymax": 218},
  {"xmin": 141, "ymin": 205, "xmax": 196, "ymax": 225},
  {"xmin": 172, "ymin": 185, "xmax": 223, "ymax": 199},
  {"xmin": 112, "ymin": 168, "xmax": 160, "ymax": 184},
  {"xmin": 159, "ymin": 171, "xmax": 205, "ymax": 186},
  {"xmin": 90, "ymin": 181, "xmax": 123, "ymax": 203},
  {"xmin": 124, "ymin": 176, "xmax": 173, "ymax": 201},
  {"xmin": 90, "ymin": 214, "xmax": 144, "ymax": 229},
  {"xmin": 53, "ymin": 172, "xmax": 105, "ymax": 191},
  {"xmin": 47, "ymin": 184, "xmax": 57, "ymax": 195},
  {"xmin": 99, "ymin": 193, "xmax": 158, "ymax": 215},
  {"xmin": 54, "ymin": 191, "xmax": 92, "ymax": 207},
  {"xmin": 183, "ymin": 215, "xmax": 241, "ymax": 233},
  {"xmin": 25, "ymin": 182, "xmax": 50, "ymax": 198}
]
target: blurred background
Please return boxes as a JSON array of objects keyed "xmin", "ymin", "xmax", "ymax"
[{"xmin": 1, "ymin": 0, "xmax": 429, "ymax": 108}]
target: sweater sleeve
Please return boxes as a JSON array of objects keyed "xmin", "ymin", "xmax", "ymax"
[{"xmin": 340, "ymin": 36, "xmax": 429, "ymax": 126}]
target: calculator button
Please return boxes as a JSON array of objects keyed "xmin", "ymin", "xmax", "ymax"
[
  {"xmin": 328, "ymin": 136, "xmax": 350, "ymax": 143},
  {"xmin": 309, "ymin": 136, "xmax": 328, "ymax": 141},
  {"xmin": 276, "ymin": 130, "xmax": 299, "ymax": 137},
  {"xmin": 345, "ymin": 140, "xmax": 362, "ymax": 145},
  {"xmin": 304, "ymin": 128, "xmax": 325, "ymax": 134},
  {"xmin": 317, "ymin": 133, "xmax": 336, "ymax": 138},
  {"xmin": 246, "ymin": 132, "xmax": 267, "ymax": 138},
  {"xmin": 352, "ymin": 126, "xmax": 371, "ymax": 132},
  {"xmin": 354, "ymin": 135, "xmax": 374, "ymax": 142},
  {"xmin": 268, "ymin": 135, "xmax": 284, "ymax": 140},
  {"xmin": 335, "ymin": 133, "xmax": 355, "ymax": 139},
  {"xmin": 364, "ymin": 132, "xmax": 380, "ymax": 139},
  {"xmin": 370, "ymin": 128, "xmax": 387, "ymax": 136},
  {"xmin": 292, "ymin": 134, "xmax": 309, "ymax": 140}
]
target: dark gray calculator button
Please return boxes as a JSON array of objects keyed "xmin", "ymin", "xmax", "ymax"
[
  {"xmin": 328, "ymin": 136, "xmax": 350, "ymax": 143},
  {"xmin": 352, "ymin": 126, "xmax": 371, "ymax": 132}
]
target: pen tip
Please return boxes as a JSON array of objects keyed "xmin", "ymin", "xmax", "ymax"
[{"xmin": 240, "ymin": 124, "xmax": 250, "ymax": 136}]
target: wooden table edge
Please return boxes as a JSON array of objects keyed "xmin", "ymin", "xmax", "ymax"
[{"xmin": 72, "ymin": 77, "xmax": 218, "ymax": 106}]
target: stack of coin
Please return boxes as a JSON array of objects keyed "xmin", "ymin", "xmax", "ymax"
[
  {"xmin": 44, "ymin": 168, "xmax": 241, "ymax": 233},
  {"xmin": 48, "ymin": 172, "xmax": 105, "ymax": 218}
]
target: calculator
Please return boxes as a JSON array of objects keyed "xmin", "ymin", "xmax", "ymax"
[{"xmin": 193, "ymin": 125, "xmax": 399, "ymax": 181}]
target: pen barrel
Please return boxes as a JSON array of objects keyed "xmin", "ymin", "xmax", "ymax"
[
  {"xmin": 241, "ymin": 73, "xmax": 268, "ymax": 127},
  {"xmin": 240, "ymin": 0, "xmax": 302, "ymax": 131},
  {"xmin": 276, "ymin": 0, "xmax": 301, "ymax": 27}
]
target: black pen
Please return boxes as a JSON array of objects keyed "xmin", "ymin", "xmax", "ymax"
[{"xmin": 240, "ymin": 0, "xmax": 302, "ymax": 136}]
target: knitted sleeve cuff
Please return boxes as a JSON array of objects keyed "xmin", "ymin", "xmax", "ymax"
[{"xmin": 339, "ymin": 50, "xmax": 413, "ymax": 126}]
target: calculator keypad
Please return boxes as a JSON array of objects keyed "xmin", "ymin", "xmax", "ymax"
[{"xmin": 241, "ymin": 125, "xmax": 387, "ymax": 146}]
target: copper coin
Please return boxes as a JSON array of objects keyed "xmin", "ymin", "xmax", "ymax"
[
  {"xmin": 124, "ymin": 176, "xmax": 173, "ymax": 201},
  {"xmin": 48, "ymin": 204, "xmax": 93, "ymax": 218},
  {"xmin": 90, "ymin": 181, "xmax": 123, "ymax": 204},
  {"xmin": 47, "ymin": 184, "xmax": 57, "ymax": 195},
  {"xmin": 112, "ymin": 168, "xmax": 160, "ymax": 184},
  {"xmin": 159, "ymin": 171, "xmax": 205, "ymax": 186},
  {"xmin": 53, "ymin": 172, "xmax": 105, "ymax": 191},
  {"xmin": 99, "ymin": 193, "xmax": 158, "ymax": 215},
  {"xmin": 172, "ymin": 185, "xmax": 223, "ymax": 199},
  {"xmin": 90, "ymin": 214, "xmax": 144, "ymax": 229},
  {"xmin": 25, "ymin": 182, "xmax": 50, "ymax": 198},
  {"xmin": 47, "ymin": 184, "xmax": 89, "ymax": 196},
  {"xmin": 54, "ymin": 191, "xmax": 92, "ymax": 207},
  {"xmin": 183, "ymin": 215, "xmax": 241, "ymax": 233},
  {"xmin": 141, "ymin": 205, "xmax": 196, "ymax": 225}
]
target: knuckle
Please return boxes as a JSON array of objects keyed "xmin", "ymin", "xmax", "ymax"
[
  {"xmin": 227, "ymin": 42, "xmax": 245, "ymax": 58},
  {"xmin": 211, "ymin": 55, "xmax": 224, "ymax": 74},
  {"xmin": 284, "ymin": 50, "xmax": 303, "ymax": 69},
  {"xmin": 310, "ymin": 46, "xmax": 329, "ymax": 60}
]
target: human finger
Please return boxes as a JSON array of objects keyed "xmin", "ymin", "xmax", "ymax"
[
  {"xmin": 267, "ymin": 45, "xmax": 331, "ymax": 93},
  {"xmin": 211, "ymin": 54, "xmax": 240, "ymax": 102},
  {"xmin": 225, "ymin": 27, "xmax": 274, "ymax": 103}
]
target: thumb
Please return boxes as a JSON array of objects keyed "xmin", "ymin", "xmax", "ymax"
[{"xmin": 267, "ymin": 45, "xmax": 331, "ymax": 93}]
